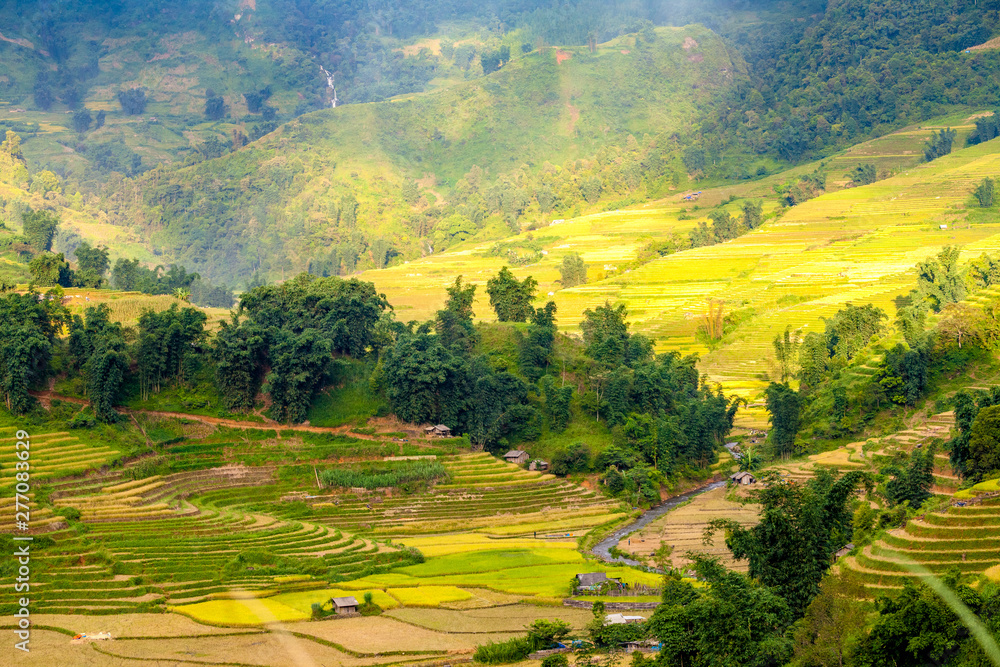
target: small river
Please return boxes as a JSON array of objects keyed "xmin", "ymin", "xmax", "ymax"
[
  {"xmin": 590, "ymin": 480, "xmax": 726, "ymax": 566},
  {"xmin": 589, "ymin": 443, "xmax": 739, "ymax": 566}
]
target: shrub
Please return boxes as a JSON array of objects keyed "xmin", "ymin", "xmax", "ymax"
[
  {"xmin": 974, "ymin": 177, "xmax": 995, "ymax": 208},
  {"xmin": 56, "ymin": 506, "xmax": 81, "ymax": 522},
  {"xmin": 473, "ymin": 637, "xmax": 532, "ymax": 664},
  {"xmin": 117, "ymin": 88, "xmax": 147, "ymax": 115},
  {"xmin": 319, "ymin": 460, "xmax": 448, "ymax": 489}
]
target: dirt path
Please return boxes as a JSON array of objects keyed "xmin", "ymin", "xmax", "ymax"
[{"xmin": 28, "ymin": 390, "xmax": 404, "ymax": 441}]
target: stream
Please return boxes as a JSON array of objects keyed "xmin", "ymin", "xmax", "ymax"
[
  {"xmin": 590, "ymin": 480, "xmax": 726, "ymax": 566},
  {"xmin": 589, "ymin": 442, "xmax": 739, "ymax": 566}
]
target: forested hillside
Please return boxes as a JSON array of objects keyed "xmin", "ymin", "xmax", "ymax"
[
  {"xmin": 99, "ymin": 26, "xmax": 742, "ymax": 283},
  {"xmin": 696, "ymin": 0, "xmax": 1000, "ymax": 176}
]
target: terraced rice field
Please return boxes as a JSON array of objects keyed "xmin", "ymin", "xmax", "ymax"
[
  {"xmin": 839, "ymin": 495, "xmax": 1000, "ymax": 594},
  {"xmin": 361, "ymin": 119, "xmax": 1000, "ymax": 411},
  {"xmin": 0, "ymin": 426, "xmax": 121, "ymax": 484},
  {"xmin": 0, "ymin": 461, "xmax": 396, "ymax": 616},
  {"xmin": 615, "ymin": 484, "xmax": 759, "ymax": 572},
  {"xmin": 201, "ymin": 452, "xmax": 627, "ymax": 536}
]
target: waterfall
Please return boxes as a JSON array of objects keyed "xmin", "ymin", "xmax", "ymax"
[{"xmin": 320, "ymin": 66, "xmax": 338, "ymax": 108}]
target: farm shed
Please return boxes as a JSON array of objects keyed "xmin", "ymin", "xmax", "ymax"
[
  {"xmin": 529, "ymin": 460, "xmax": 549, "ymax": 471},
  {"xmin": 504, "ymin": 450, "xmax": 529, "ymax": 464},
  {"xmin": 576, "ymin": 572, "xmax": 621, "ymax": 593},
  {"xmin": 834, "ymin": 543, "xmax": 855, "ymax": 559},
  {"xmin": 730, "ymin": 471, "xmax": 756, "ymax": 485},
  {"xmin": 332, "ymin": 596, "xmax": 358, "ymax": 614},
  {"xmin": 424, "ymin": 425, "xmax": 451, "ymax": 437}
]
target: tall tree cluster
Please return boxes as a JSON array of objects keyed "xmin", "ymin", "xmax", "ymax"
[
  {"xmin": 68, "ymin": 305, "xmax": 128, "ymax": 422},
  {"xmin": 136, "ymin": 305, "xmax": 208, "ymax": 401},
  {"xmin": 215, "ymin": 274, "xmax": 391, "ymax": 422},
  {"xmin": 378, "ymin": 275, "xmax": 539, "ymax": 448},
  {"xmin": 0, "ymin": 289, "xmax": 67, "ymax": 414}
]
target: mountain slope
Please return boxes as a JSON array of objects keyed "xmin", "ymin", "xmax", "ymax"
[
  {"xmin": 351, "ymin": 111, "xmax": 1000, "ymax": 406},
  {"xmin": 106, "ymin": 26, "xmax": 744, "ymax": 282}
]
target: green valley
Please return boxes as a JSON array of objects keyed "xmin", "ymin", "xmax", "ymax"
[{"xmin": 4, "ymin": 1, "xmax": 1000, "ymax": 666}]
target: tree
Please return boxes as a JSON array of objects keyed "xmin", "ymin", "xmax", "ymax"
[
  {"xmin": 215, "ymin": 274, "xmax": 390, "ymax": 420},
  {"xmin": 526, "ymin": 619, "xmax": 571, "ymax": 650},
  {"xmin": 581, "ymin": 176, "xmax": 603, "ymax": 204},
  {"xmin": 967, "ymin": 111, "xmax": 1000, "ymax": 146},
  {"xmin": 742, "ymin": 200, "xmax": 764, "ymax": 230},
  {"xmin": 584, "ymin": 304, "xmax": 655, "ymax": 378},
  {"xmin": 551, "ymin": 441, "xmax": 589, "ymax": 475},
  {"xmin": 434, "ymin": 276, "xmax": 478, "ymax": 352},
  {"xmin": 974, "ymin": 177, "xmax": 995, "ymax": 208},
  {"xmin": 0, "ymin": 291, "xmax": 66, "ymax": 414},
  {"xmin": 29, "ymin": 252, "xmax": 73, "ymax": 287},
  {"xmin": 789, "ymin": 577, "xmax": 870, "ymax": 667},
  {"xmin": 486, "ymin": 267, "xmax": 537, "ymax": 322},
  {"xmin": 519, "ymin": 302, "xmax": 557, "ymax": 382},
  {"xmin": 111, "ymin": 258, "xmax": 141, "ymax": 291},
  {"xmin": 852, "ymin": 574, "xmax": 991, "ymax": 667},
  {"xmin": 71, "ymin": 305, "xmax": 128, "ymax": 422},
  {"xmin": 649, "ymin": 555, "xmax": 793, "ymax": 667},
  {"xmin": 936, "ymin": 303, "xmax": 984, "ymax": 350},
  {"xmin": 463, "ymin": 361, "xmax": 536, "ymax": 448},
  {"xmin": 73, "ymin": 242, "xmax": 110, "ymax": 288},
  {"xmin": 22, "ymin": 209, "xmax": 59, "ymax": 254},
  {"xmin": 214, "ymin": 314, "xmax": 265, "ymax": 412},
  {"xmin": 773, "ymin": 326, "xmax": 800, "ymax": 382},
  {"xmin": 243, "ymin": 91, "xmax": 263, "ymax": 113},
  {"xmin": 702, "ymin": 299, "xmax": 726, "ymax": 341},
  {"xmin": 117, "ymin": 88, "xmax": 147, "ymax": 115},
  {"xmin": 380, "ymin": 332, "xmax": 468, "ymax": 426},
  {"xmin": 916, "ymin": 246, "xmax": 967, "ymax": 312},
  {"xmin": 709, "ymin": 209, "xmax": 739, "ymax": 242},
  {"xmin": 136, "ymin": 304, "xmax": 208, "ymax": 400},
  {"xmin": 850, "ymin": 163, "xmax": 877, "ymax": 186},
  {"xmin": 33, "ymin": 76, "xmax": 54, "ymax": 111},
  {"xmin": 883, "ymin": 445, "xmax": 935, "ymax": 509},
  {"xmin": 433, "ymin": 214, "xmax": 476, "ymax": 247},
  {"xmin": 205, "ymin": 96, "xmax": 227, "ymax": 120},
  {"xmin": 480, "ymin": 45, "xmax": 510, "ymax": 74},
  {"xmin": 94, "ymin": 110, "xmax": 106, "ymax": 129},
  {"xmin": 967, "ymin": 404, "xmax": 1000, "ymax": 480},
  {"xmin": 923, "ymin": 128, "xmax": 956, "ymax": 162},
  {"xmin": 264, "ymin": 328, "xmax": 332, "ymax": 423},
  {"xmin": 798, "ymin": 332, "xmax": 828, "ymax": 393},
  {"xmin": 540, "ymin": 376, "xmax": 573, "ymax": 434},
  {"xmin": 765, "ymin": 383, "xmax": 801, "ymax": 458},
  {"xmin": 708, "ymin": 469, "xmax": 869, "ymax": 616},
  {"xmin": 948, "ymin": 388, "xmax": 996, "ymax": 478},
  {"xmin": 873, "ymin": 344, "xmax": 928, "ymax": 407},
  {"xmin": 824, "ymin": 303, "xmax": 887, "ymax": 359},
  {"xmin": 558, "ymin": 253, "xmax": 587, "ymax": 287},
  {"xmin": 72, "ymin": 109, "xmax": 92, "ymax": 133},
  {"xmin": 1, "ymin": 130, "xmax": 25, "ymax": 164}
]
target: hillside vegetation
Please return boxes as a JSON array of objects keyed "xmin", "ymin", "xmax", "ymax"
[{"xmin": 101, "ymin": 26, "xmax": 741, "ymax": 283}]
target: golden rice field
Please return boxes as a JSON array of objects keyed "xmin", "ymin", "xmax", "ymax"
[{"xmin": 360, "ymin": 116, "xmax": 1000, "ymax": 410}]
